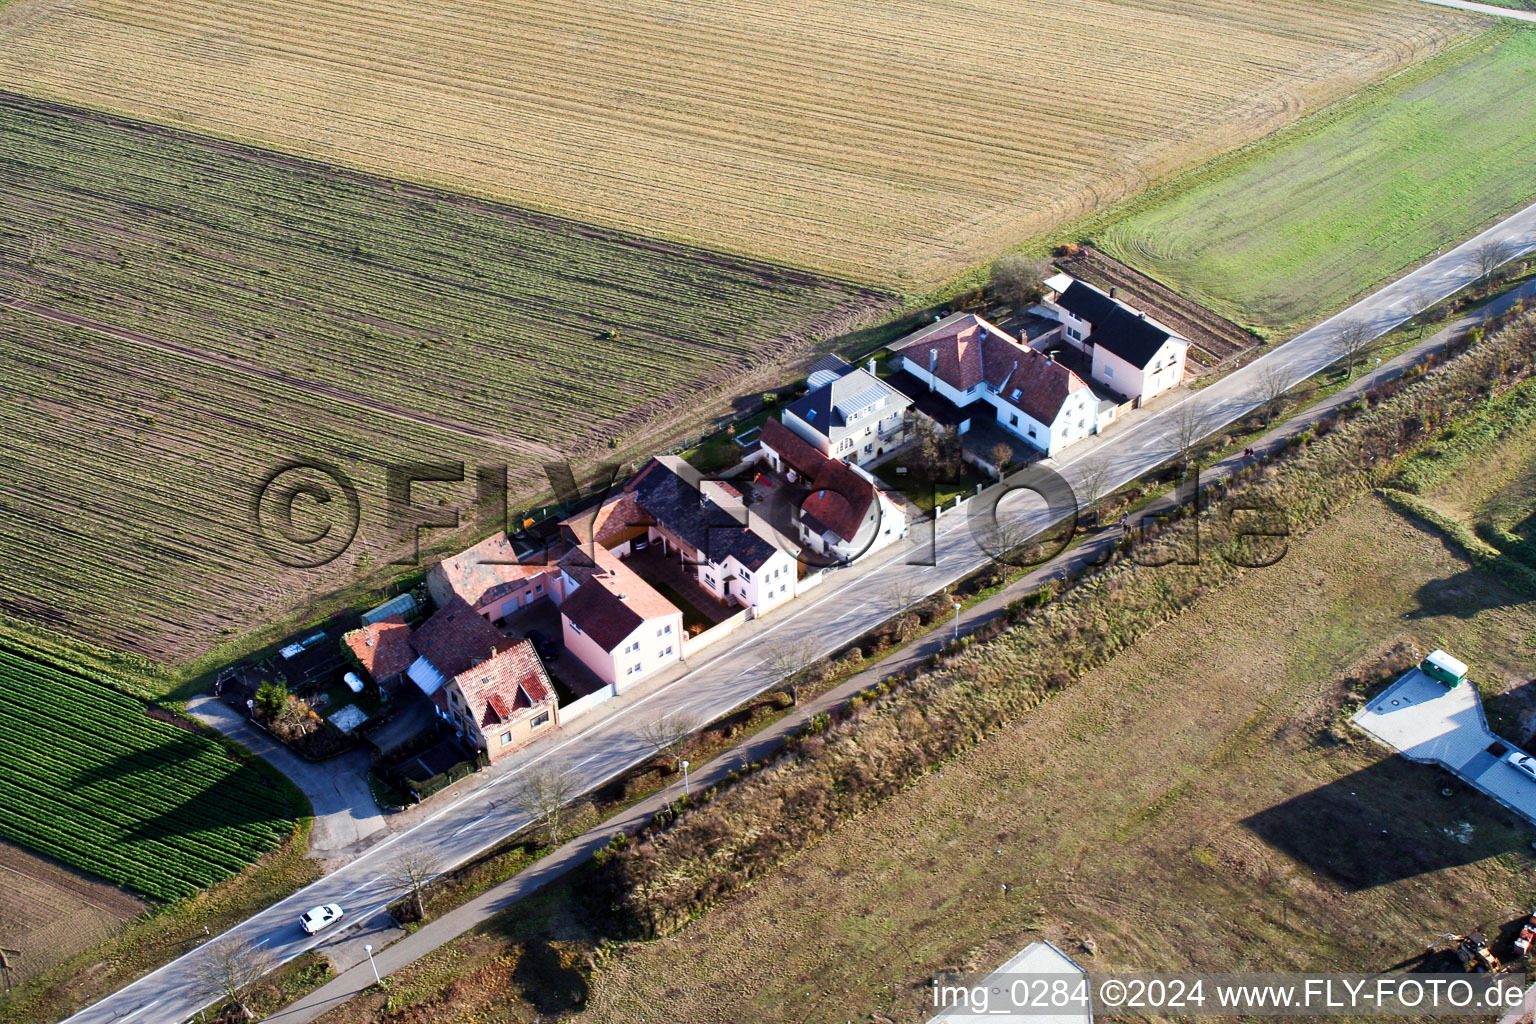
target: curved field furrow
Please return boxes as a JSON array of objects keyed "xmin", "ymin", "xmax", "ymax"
[{"xmin": 0, "ymin": 0, "xmax": 1474, "ymax": 288}]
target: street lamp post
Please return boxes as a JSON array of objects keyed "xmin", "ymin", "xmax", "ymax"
[
  {"xmin": 680, "ymin": 759, "xmax": 691, "ymax": 798},
  {"xmin": 364, "ymin": 943, "xmax": 381, "ymax": 986},
  {"xmin": 952, "ymin": 602, "xmax": 962, "ymax": 641}
]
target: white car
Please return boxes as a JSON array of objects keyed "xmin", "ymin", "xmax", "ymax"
[
  {"xmin": 299, "ymin": 903, "xmax": 344, "ymax": 934},
  {"xmin": 1507, "ymin": 752, "xmax": 1536, "ymax": 782}
]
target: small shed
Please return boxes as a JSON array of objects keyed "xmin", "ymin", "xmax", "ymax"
[{"xmin": 1422, "ymin": 649, "xmax": 1469, "ymax": 687}]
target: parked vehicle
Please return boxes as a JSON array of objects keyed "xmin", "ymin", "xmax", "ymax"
[
  {"xmin": 1507, "ymin": 751, "xmax": 1536, "ymax": 782},
  {"xmin": 1422, "ymin": 649, "xmax": 1469, "ymax": 687},
  {"xmin": 1514, "ymin": 912, "xmax": 1536, "ymax": 956},
  {"xmin": 299, "ymin": 903, "xmax": 344, "ymax": 934},
  {"xmin": 1452, "ymin": 930, "xmax": 1501, "ymax": 973},
  {"xmin": 632, "ymin": 536, "xmax": 650, "ymax": 552},
  {"xmin": 527, "ymin": 629, "xmax": 559, "ymax": 662}
]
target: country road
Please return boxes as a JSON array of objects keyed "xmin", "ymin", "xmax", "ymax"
[
  {"xmin": 1410, "ymin": 0, "xmax": 1536, "ymax": 25},
  {"xmin": 64, "ymin": 201, "xmax": 1536, "ymax": 1024}
]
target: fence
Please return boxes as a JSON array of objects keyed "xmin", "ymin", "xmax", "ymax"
[
  {"xmin": 560, "ymin": 683, "xmax": 618, "ymax": 724},
  {"xmin": 682, "ymin": 607, "xmax": 750, "ymax": 659}
]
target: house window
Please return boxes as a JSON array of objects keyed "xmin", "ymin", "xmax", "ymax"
[
  {"xmin": 1078, "ymin": 419, "xmax": 1086, "ymax": 429},
  {"xmin": 1154, "ymin": 361, "xmax": 1162, "ymax": 372},
  {"xmin": 533, "ymin": 583, "xmax": 542, "ymax": 593},
  {"xmin": 569, "ymin": 620, "xmax": 582, "ymax": 635},
  {"xmin": 663, "ymin": 645, "xmax": 673, "ymax": 657},
  {"xmin": 500, "ymin": 730, "xmax": 513, "ymax": 745},
  {"xmin": 780, "ymin": 584, "xmax": 787, "ymax": 595},
  {"xmin": 1009, "ymin": 413, "xmax": 1018, "ymax": 427},
  {"xmin": 664, "ymin": 623, "xmax": 673, "ymax": 634},
  {"xmin": 703, "ymin": 574, "xmax": 716, "ymax": 588},
  {"xmin": 739, "ymin": 569, "xmax": 751, "ymax": 582},
  {"xmin": 1067, "ymin": 326, "xmax": 1080, "ymax": 341},
  {"xmin": 864, "ymin": 443, "xmax": 873, "ymax": 453},
  {"xmin": 1104, "ymin": 365, "xmax": 1113, "ymax": 379},
  {"xmin": 1028, "ymin": 427, "xmax": 1037, "ymax": 438},
  {"xmin": 532, "ymin": 712, "xmax": 550, "ymax": 729}
]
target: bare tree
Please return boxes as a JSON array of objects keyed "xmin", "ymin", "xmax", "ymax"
[
  {"xmin": 635, "ymin": 710, "xmax": 700, "ymax": 765},
  {"xmin": 1073, "ymin": 456, "xmax": 1113, "ymax": 527},
  {"xmin": 975, "ymin": 502, "xmax": 1035, "ymax": 564},
  {"xmin": 386, "ymin": 845, "xmax": 438, "ymax": 922},
  {"xmin": 1252, "ymin": 363, "xmax": 1294, "ymax": 428},
  {"xmin": 1406, "ymin": 287, "xmax": 1438, "ymax": 324},
  {"xmin": 988, "ymin": 440, "xmax": 1014, "ymax": 477},
  {"xmin": 1333, "ymin": 320, "xmax": 1375, "ymax": 375},
  {"xmin": 510, "ymin": 761, "xmax": 577, "ymax": 846},
  {"xmin": 1166, "ymin": 403, "xmax": 1211, "ymax": 475},
  {"xmin": 762, "ymin": 636, "xmax": 819, "ymax": 685},
  {"xmin": 885, "ymin": 579, "xmax": 925, "ymax": 617},
  {"xmin": 191, "ymin": 935, "xmax": 277, "ymax": 1020},
  {"xmin": 1473, "ymin": 238, "xmax": 1519, "ymax": 295},
  {"xmin": 989, "ymin": 254, "xmax": 1054, "ymax": 307}
]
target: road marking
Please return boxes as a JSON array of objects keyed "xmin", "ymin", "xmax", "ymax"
[
  {"xmin": 117, "ymin": 1000, "xmax": 159, "ymax": 1023},
  {"xmin": 339, "ymin": 874, "xmax": 382, "ymax": 899},
  {"xmin": 60, "ymin": 211, "xmax": 1536, "ymax": 1023},
  {"xmin": 452, "ymin": 815, "xmax": 488, "ymax": 838}
]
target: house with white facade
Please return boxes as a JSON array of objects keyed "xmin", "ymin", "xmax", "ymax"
[
  {"xmin": 623, "ymin": 456, "xmax": 800, "ymax": 617},
  {"xmin": 781, "ymin": 354, "xmax": 911, "ymax": 466},
  {"xmin": 888, "ymin": 313, "xmax": 1102, "ymax": 457},
  {"xmin": 1042, "ymin": 273, "xmax": 1190, "ymax": 405},
  {"xmin": 759, "ymin": 418, "xmax": 908, "ymax": 564}
]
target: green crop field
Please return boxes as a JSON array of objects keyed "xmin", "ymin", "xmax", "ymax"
[
  {"xmin": 0, "ymin": 644, "xmax": 297, "ymax": 900},
  {"xmin": 1097, "ymin": 28, "xmax": 1536, "ymax": 333}
]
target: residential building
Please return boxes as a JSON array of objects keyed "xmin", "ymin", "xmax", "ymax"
[
  {"xmin": 433, "ymin": 639, "xmax": 558, "ymax": 762},
  {"xmin": 889, "ymin": 313, "xmax": 1101, "ymax": 456},
  {"xmin": 759, "ymin": 417, "xmax": 908, "ymax": 563},
  {"xmin": 342, "ymin": 613, "xmax": 415, "ymax": 689},
  {"xmin": 1043, "ymin": 274, "xmax": 1190, "ymax": 404},
  {"xmin": 556, "ymin": 543, "xmax": 683, "ymax": 687},
  {"xmin": 624, "ymin": 456, "xmax": 799, "ymax": 617},
  {"xmin": 426, "ymin": 531, "xmax": 558, "ymax": 624},
  {"xmin": 782, "ymin": 356, "xmax": 910, "ymax": 465},
  {"xmin": 405, "ymin": 595, "xmax": 512, "ymax": 698}
]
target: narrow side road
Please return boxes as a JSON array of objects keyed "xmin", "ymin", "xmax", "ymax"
[{"xmin": 1409, "ymin": 0, "xmax": 1536, "ymax": 24}]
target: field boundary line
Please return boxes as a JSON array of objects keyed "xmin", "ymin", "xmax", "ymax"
[{"xmin": 0, "ymin": 297, "xmax": 560, "ymax": 460}]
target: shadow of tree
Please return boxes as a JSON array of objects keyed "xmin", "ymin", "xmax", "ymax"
[
  {"xmin": 512, "ymin": 938, "xmax": 588, "ymax": 1015},
  {"xmin": 1242, "ymin": 759, "xmax": 1526, "ymax": 890}
]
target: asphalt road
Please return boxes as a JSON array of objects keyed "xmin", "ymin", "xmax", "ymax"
[
  {"xmin": 1410, "ymin": 0, "xmax": 1536, "ymax": 24},
  {"xmin": 66, "ymin": 202, "xmax": 1536, "ymax": 1024}
]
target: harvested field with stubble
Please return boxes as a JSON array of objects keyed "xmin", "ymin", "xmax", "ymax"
[
  {"xmin": 575, "ymin": 494, "xmax": 1536, "ymax": 1023},
  {"xmin": 0, "ymin": 842, "xmax": 144, "ymax": 985},
  {"xmin": 0, "ymin": 0, "xmax": 1474, "ymax": 288}
]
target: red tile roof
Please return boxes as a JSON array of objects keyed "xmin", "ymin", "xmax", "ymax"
[
  {"xmin": 985, "ymin": 344, "xmax": 1090, "ymax": 425},
  {"xmin": 431, "ymin": 532, "xmax": 556, "ymax": 608},
  {"xmin": 760, "ymin": 417, "xmax": 827, "ymax": 480},
  {"xmin": 556, "ymin": 544, "xmax": 679, "ymax": 651},
  {"xmin": 561, "ymin": 492, "xmax": 653, "ymax": 546},
  {"xmin": 802, "ymin": 459, "xmax": 877, "ymax": 542},
  {"xmin": 343, "ymin": 614, "xmax": 416, "ymax": 681},
  {"xmin": 895, "ymin": 313, "xmax": 1088, "ymax": 423},
  {"xmin": 410, "ymin": 596, "xmax": 512, "ymax": 679},
  {"xmin": 437, "ymin": 638, "xmax": 555, "ymax": 729}
]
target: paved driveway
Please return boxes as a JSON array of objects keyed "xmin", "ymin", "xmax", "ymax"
[
  {"xmin": 1353, "ymin": 671, "xmax": 1536, "ymax": 824},
  {"xmin": 187, "ymin": 696, "xmax": 385, "ymax": 856}
]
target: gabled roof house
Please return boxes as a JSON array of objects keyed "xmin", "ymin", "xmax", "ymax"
[
  {"xmin": 1046, "ymin": 276, "xmax": 1190, "ymax": 405},
  {"xmin": 783, "ymin": 362, "xmax": 910, "ymax": 466},
  {"xmin": 889, "ymin": 313, "xmax": 1100, "ymax": 456}
]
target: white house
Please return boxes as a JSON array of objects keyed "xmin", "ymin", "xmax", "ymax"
[
  {"xmin": 889, "ymin": 313, "xmax": 1101, "ymax": 456},
  {"xmin": 1043, "ymin": 276, "xmax": 1189, "ymax": 405},
  {"xmin": 782, "ymin": 355, "xmax": 911, "ymax": 466}
]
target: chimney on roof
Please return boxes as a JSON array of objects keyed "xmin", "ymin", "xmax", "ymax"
[
  {"xmin": 1110, "ymin": 287, "xmax": 1118, "ymax": 299},
  {"xmin": 618, "ymin": 592, "xmax": 627, "ymax": 600},
  {"xmin": 1138, "ymin": 312, "xmax": 1147, "ymax": 320}
]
